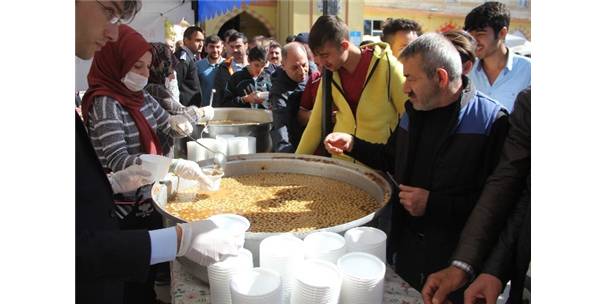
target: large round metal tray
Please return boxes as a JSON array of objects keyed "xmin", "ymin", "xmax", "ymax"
[{"xmin": 151, "ymin": 153, "xmax": 392, "ymax": 278}]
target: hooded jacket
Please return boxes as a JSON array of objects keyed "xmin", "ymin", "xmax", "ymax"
[{"xmin": 295, "ymin": 42, "xmax": 406, "ymax": 160}]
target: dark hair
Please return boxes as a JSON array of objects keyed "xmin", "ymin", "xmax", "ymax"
[
  {"xmin": 120, "ymin": 0, "xmax": 142, "ymax": 24},
  {"xmin": 183, "ymin": 26, "xmax": 204, "ymax": 40},
  {"xmin": 443, "ymin": 30, "xmax": 476, "ymax": 65},
  {"xmin": 204, "ymin": 34, "xmax": 222, "ymax": 45},
  {"xmin": 228, "ymin": 32, "xmax": 248, "ymax": 44},
  {"xmin": 381, "ymin": 18, "xmax": 422, "ymax": 42},
  {"xmin": 285, "ymin": 35, "xmax": 296, "ymax": 43},
  {"xmin": 222, "ymin": 29, "xmax": 238, "ymax": 41},
  {"xmin": 464, "ymin": 1, "xmax": 510, "ymax": 39},
  {"xmin": 309, "ymin": 15, "xmax": 349, "ymax": 53},
  {"xmin": 248, "ymin": 46, "xmax": 267, "ymax": 62},
  {"xmin": 268, "ymin": 40, "xmax": 281, "ymax": 50},
  {"xmin": 149, "ymin": 42, "xmax": 176, "ymax": 84}
]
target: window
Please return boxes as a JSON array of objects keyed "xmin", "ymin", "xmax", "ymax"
[
  {"xmin": 518, "ymin": 0, "xmax": 528, "ymax": 7},
  {"xmin": 363, "ymin": 19, "xmax": 384, "ymax": 36}
]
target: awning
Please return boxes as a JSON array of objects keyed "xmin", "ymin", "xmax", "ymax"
[{"xmin": 197, "ymin": 0, "xmax": 256, "ymax": 22}]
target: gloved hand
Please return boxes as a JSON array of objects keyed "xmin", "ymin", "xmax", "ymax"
[
  {"xmin": 196, "ymin": 106, "xmax": 215, "ymax": 122},
  {"xmin": 168, "ymin": 114, "xmax": 193, "ymax": 135},
  {"xmin": 108, "ymin": 165, "xmax": 153, "ymax": 193},
  {"xmin": 170, "ymin": 159, "xmax": 213, "ymax": 187},
  {"xmin": 176, "ymin": 219, "xmax": 245, "ymax": 266}
]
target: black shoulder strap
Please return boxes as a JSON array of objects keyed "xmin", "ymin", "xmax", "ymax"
[{"xmin": 321, "ymin": 69, "xmax": 333, "ymax": 139}]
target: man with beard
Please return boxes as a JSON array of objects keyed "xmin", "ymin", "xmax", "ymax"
[
  {"xmin": 196, "ymin": 34, "xmax": 224, "ymax": 106},
  {"xmin": 323, "ymin": 33, "xmax": 509, "ymax": 303},
  {"xmin": 465, "ymin": 2, "xmax": 531, "ymax": 112},
  {"xmin": 269, "ymin": 42, "xmax": 312, "ymax": 152},
  {"xmin": 174, "ymin": 26, "xmax": 204, "ymax": 106}
]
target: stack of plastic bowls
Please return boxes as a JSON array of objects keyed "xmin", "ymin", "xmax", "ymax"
[
  {"xmin": 208, "ymin": 248, "xmax": 254, "ymax": 304},
  {"xmin": 336, "ymin": 252, "xmax": 385, "ymax": 304},
  {"xmin": 303, "ymin": 231, "xmax": 347, "ymax": 264},
  {"xmin": 230, "ymin": 267, "xmax": 283, "ymax": 304},
  {"xmin": 259, "ymin": 233, "xmax": 305, "ymax": 303},
  {"xmin": 290, "ymin": 259, "xmax": 342, "ymax": 304},
  {"xmin": 344, "ymin": 227, "xmax": 387, "ymax": 263}
]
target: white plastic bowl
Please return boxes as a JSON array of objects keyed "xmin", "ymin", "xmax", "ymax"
[{"xmin": 139, "ymin": 154, "xmax": 171, "ymax": 182}]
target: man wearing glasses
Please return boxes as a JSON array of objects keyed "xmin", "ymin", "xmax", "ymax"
[{"xmin": 76, "ymin": 2, "xmax": 243, "ymax": 303}]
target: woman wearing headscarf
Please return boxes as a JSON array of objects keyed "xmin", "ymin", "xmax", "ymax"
[{"xmin": 81, "ymin": 25, "xmax": 213, "ymax": 302}]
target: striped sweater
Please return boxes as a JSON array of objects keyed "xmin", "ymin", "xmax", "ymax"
[
  {"xmin": 86, "ymin": 92, "xmax": 185, "ymax": 172},
  {"xmin": 145, "ymin": 83, "xmax": 200, "ymax": 123}
]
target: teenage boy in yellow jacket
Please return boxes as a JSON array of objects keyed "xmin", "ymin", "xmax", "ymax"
[{"xmin": 295, "ymin": 15, "xmax": 405, "ymax": 161}]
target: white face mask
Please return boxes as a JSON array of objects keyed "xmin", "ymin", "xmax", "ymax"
[{"xmin": 121, "ymin": 71, "xmax": 148, "ymax": 92}]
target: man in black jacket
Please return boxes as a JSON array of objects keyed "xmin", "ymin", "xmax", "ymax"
[
  {"xmin": 221, "ymin": 46, "xmax": 272, "ymax": 109},
  {"xmin": 174, "ymin": 26, "xmax": 204, "ymax": 106},
  {"xmin": 324, "ymin": 33, "xmax": 509, "ymax": 303},
  {"xmin": 213, "ymin": 32, "xmax": 249, "ymax": 107},
  {"xmin": 422, "ymin": 88, "xmax": 531, "ymax": 304},
  {"xmin": 76, "ymin": 2, "xmax": 242, "ymax": 303},
  {"xmin": 269, "ymin": 42, "xmax": 311, "ymax": 152}
]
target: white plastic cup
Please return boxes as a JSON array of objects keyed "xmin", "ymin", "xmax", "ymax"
[
  {"xmin": 227, "ymin": 137, "xmax": 249, "ymax": 156},
  {"xmin": 344, "ymin": 227, "xmax": 387, "ymax": 263},
  {"xmin": 139, "ymin": 154, "xmax": 171, "ymax": 182},
  {"xmin": 291, "ymin": 259, "xmax": 342, "ymax": 304},
  {"xmin": 230, "ymin": 267, "xmax": 282, "ymax": 304},
  {"xmin": 242, "ymin": 136, "xmax": 256, "ymax": 154},
  {"xmin": 259, "ymin": 234, "xmax": 304, "ymax": 303},
  {"xmin": 208, "ymin": 248, "xmax": 254, "ymax": 304},
  {"xmin": 201, "ymin": 166, "xmax": 224, "ymax": 191},
  {"xmin": 303, "ymin": 231, "xmax": 346, "ymax": 264},
  {"xmin": 208, "ymin": 213, "xmax": 251, "ymax": 240},
  {"xmin": 337, "ymin": 252, "xmax": 385, "ymax": 304}
]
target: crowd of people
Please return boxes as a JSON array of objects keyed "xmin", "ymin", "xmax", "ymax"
[{"xmin": 76, "ymin": 1, "xmax": 531, "ymax": 304}]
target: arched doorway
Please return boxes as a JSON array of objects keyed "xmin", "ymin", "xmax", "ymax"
[{"xmin": 218, "ymin": 11, "xmax": 271, "ymax": 41}]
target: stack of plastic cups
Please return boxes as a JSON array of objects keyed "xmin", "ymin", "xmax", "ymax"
[
  {"xmin": 227, "ymin": 137, "xmax": 250, "ymax": 156},
  {"xmin": 337, "ymin": 252, "xmax": 385, "ymax": 304},
  {"xmin": 259, "ymin": 233, "xmax": 305, "ymax": 304},
  {"xmin": 303, "ymin": 231, "xmax": 347, "ymax": 264},
  {"xmin": 242, "ymin": 136, "xmax": 256, "ymax": 154},
  {"xmin": 290, "ymin": 259, "xmax": 342, "ymax": 304},
  {"xmin": 344, "ymin": 227, "xmax": 387, "ymax": 263},
  {"xmin": 230, "ymin": 267, "xmax": 283, "ymax": 304},
  {"xmin": 208, "ymin": 248, "xmax": 254, "ymax": 304},
  {"xmin": 196, "ymin": 138, "xmax": 219, "ymax": 161},
  {"xmin": 215, "ymin": 134, "xmax": 233, "ymax": 156},
  {"xmin": 186, "ymin": 141, "xmax": 204, "ymax": 162}
]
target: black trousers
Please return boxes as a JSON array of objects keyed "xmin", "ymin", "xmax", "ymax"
[{"xmin": 119, "ymin": 199, "xmax": 168, "ymax": 304}]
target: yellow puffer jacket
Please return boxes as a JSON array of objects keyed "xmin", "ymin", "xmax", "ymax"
[{"xmin": 295, "ymin": 42, "xmax": 406, "ymax": 161}]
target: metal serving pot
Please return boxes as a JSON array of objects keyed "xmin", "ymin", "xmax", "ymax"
[
  {"xmin": 151, "ymin": 153, "xmax": 392, "ymax": 279},
  {"xmin": 173, "ymin": 108, "xmax": 273, "ymax": 159}
]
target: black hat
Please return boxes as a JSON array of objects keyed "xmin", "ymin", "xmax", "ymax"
[{"xmin": 294, "ymin": 32, "xmax": 309, "ymax": 44}]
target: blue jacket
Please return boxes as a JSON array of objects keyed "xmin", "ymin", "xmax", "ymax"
[{"xmin": 349, "ymin": 78, "xmax": 509, "ymax": 292}]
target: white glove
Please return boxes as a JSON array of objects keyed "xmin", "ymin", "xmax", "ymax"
[
  {"xmin": 170, "ymin": 158, "xmax": 212, "ymax": 186},
  {"xmin": 176, "ymin": 219, "xmax": 245, "ymax": 266},
  {"xmin": 108, "ymin": 165, "xmax": 153, "ymax": 193},
  {"xmin": 168, "ymin": 115, "xmax": 193, "ymax": 135},
  {"xmin": 196, "ymin": 106, "xmax": 215, "ymax": 122}
]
